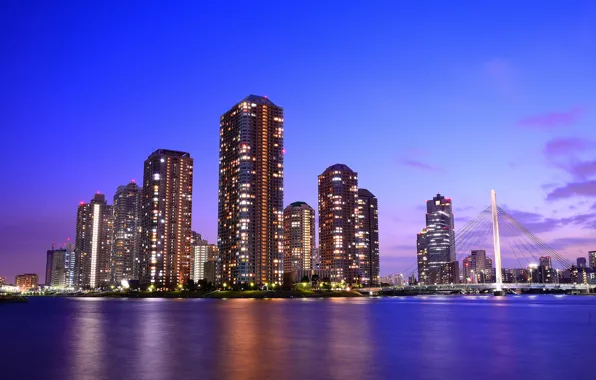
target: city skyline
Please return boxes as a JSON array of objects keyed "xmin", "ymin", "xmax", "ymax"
[{"xmin": 2, "ymin": 1, "xmax": 596, "ymax": 281}]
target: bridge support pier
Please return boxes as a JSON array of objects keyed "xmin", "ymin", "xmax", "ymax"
[{"xmin": 491, "ymin": 190, "xmax": 504, "ymax": 295}]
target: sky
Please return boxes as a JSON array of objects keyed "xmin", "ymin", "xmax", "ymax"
[{"xmin": 1, "ymin": 0, "xmax": 595, "ymax": 282}]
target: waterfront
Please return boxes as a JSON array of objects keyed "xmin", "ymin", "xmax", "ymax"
[{"xmin": 1, "ymin": 296, "xmax": 596, "ymax": 380}]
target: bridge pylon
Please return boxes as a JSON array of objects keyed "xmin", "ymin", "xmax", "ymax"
[{"xmin": 491, "ymin": 190, "xmax": 503, "ymax": 292}]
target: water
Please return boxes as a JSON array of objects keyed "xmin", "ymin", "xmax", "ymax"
[{"xmin": 1, "ymin": 296, "xmax": 596, "ymax": 380}]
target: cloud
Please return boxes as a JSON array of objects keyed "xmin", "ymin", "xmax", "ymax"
[
  {"xmin": 566, "ymin": 160, "xmax": 596, "ymax": 180},
  {"xmin": 544, "ymin": 138, "xmax": 594, "ymax": 156},
  {"xmin": 546, "ymin": 180, "xmax": 596, "ymax": 201},
  {"xmin": 518, "ymin": 107, "xmax": 585, "ymax": 130},
  {"xmin": 455, "ymin": 205, "xmax": 475, "ymax": 212},
  {"xmin": 502, "ymin": 208, "xmax": 561, "ymax": 233},
  {"xmin": 549, "ymin": 236, "xmax": 596, "ymax": 251},
  {"xmin": 401, "ymin": 159, "xmax": 441, "ymax": 172}
]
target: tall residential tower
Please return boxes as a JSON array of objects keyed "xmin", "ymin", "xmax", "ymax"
[
  {"xmin": 357, "ymin": 189, "xmax": 379, "ymax": 286},
  {"xmin": 318, "ymin": 164, "xmax": 359, "ymax": 284},
  {"xmin": 218, "ymin": 95, "xmax": 284, "ymax": 286},
  {"xmin": 111, "ymin": 181, "xmax": 141, "ymax": 283},
  {"xmin": 283, "ymin": 202, "xmax": 316, "ymax": 277},
  {"xmin": 74, "ymin": 193, "xmax": 114, "ymax": 288},
  {"xmin": 140, "ymin": 149, "xmax": 193, "ymax": 289}
]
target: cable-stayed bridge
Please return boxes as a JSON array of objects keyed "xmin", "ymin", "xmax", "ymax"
[{"xmin": 367, "ymin": 190, "xmax": 593, "ymax": 295}]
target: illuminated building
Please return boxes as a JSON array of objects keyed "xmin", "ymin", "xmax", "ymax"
[
  {"xmin": 74, "ymin": 193, "xmax": 114, "ymax": 288},
  {"xmin": 417, "ymin": 229, "xmax": 429, "ymax": 283},
  {"xmin": 111, "ymin": 181, "xmax": 141, "ymax": 283},
  {"xmin": 417, "ymin": 193, "xmax": 457, "ymax": 284},
  {"xmin": 462, "ymin": 250, "xmax": 493, "ymax": 283},
  {"xmin": 539, "ymin": 256, "xmax": 553, "ymax": 283},
  {"xmin": 45, "ymin": 247, "xmax": 74, "ymax": 288},
  {"xmin": 218, "ymin": 95, "xmax": 284, "ymax": 286},
  {"xmin": 15, "ymin": 274, "xmax": 39, "ymax": 291},
  {"xmin": 283, "ymin": 201, "xmax": 315, "ymax": 280},
  {"xmin": 0, "ymin": 276, "xmax": 6, "ymax": 286},
  {"xmin": 318, "ymin": 164, "xmax": 359, "ymax": 284},
  {"xmin": 140, "ymin": 149, "xmax": 194, "ymax": 289},
  {"xmin": 357, "ymin": 189, "xmax": 379, "ymax": 286},
  {"xmin": 191, "ymin": 232, "xmax": 208, "ymax": 282}
]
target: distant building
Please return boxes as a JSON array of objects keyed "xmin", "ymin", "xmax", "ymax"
[
  {"xmin": 283, "ymin": 202, "xmax": 316, "ymax": 278},
  {"xmin": 440, "ymin": 262, "xmax": 459, "ymax": 284},
  {"xmin": 318, "ymin": 164, "xmax": 360, "ymax": 284},
  {"xmin": 75, "ymin": 193, "xmax": 114, "ymax": 288},
  {"xmin": 502, "ymin": 268, "xmax": 516, "ymax": 283},
  {"xmin": 191, "ymin": 232, "xmax": 208, "ymax": 283},
  {"xmin": 204, "ymin": 258, "xmax": 218, "ymax": 285},
  {"xmin": 15, "ymin": 274, "xmax": 39, "ymax": 291},
  {"xmin": 45, "ymin": 248, "xmax": 73, "ymax": 288},
  {"xmin": 218, "ymin": 95, "xmax": 284, "ymax": 287},
  {"xmin": 577, "ymin": 257, "xmax": 587, "ymax": 269},
  {"xmin": 111, "ymin": 181, "xmax": 141, "ymax": 283},
  {"xmin": 589, "ymin": 251, "xmax": 596, "ymax": 269},
  {"xmin": 0, "ymin": 276, "xmax": 6, "ymax": 286},
  {"xmin": 417, "ymin": 229, "xmax": 429, "ymax": 283},
  {"xmin": 417, "ymin": 193, "xmax": 457, "ymax": 284},
  {"xmin": 357, "ymin": 189, "xmax": 380, "ymax": 286},
  {"xmin": 539, "ymin": 256, "xmax": 553, "ymax": 283},
  {"xmin": 462, "ymin": 250, "xmax": 493, "ymax": 283},
  {"xmin": 140, "ymin": 149, "xmax": 194, "ymax": 289}
]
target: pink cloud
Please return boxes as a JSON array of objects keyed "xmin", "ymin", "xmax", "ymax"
[
  {"xmin": 544, "ymin": 137, "xmax": 593, "ymax": 156},
  {"xmin": 546, "ymin": 180, "xmax": 596, "ymax": 200},
  {"xmin": 401, "ymin": 159, "xmax": 441, "ymax": 172},
  {"xmin": 518, "ymin": 107, "xmax": 585, "ymax": 130}
]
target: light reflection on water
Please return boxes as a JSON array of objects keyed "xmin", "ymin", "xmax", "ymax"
[{"xmin": 1, "ymin": 296, "xmax": 596, "ymax": 380}]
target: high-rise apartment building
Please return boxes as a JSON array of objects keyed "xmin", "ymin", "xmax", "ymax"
[
  {"xmin": 318, "ymin": 164, "xmax": 359, "ymax": 284},
  {"xmin": 74, "ymin": 193, "xmax": 114, "ymax": 288},
  {"xmin": 15, "ymin": 274, "xmax": 39, "ymax": 291},
  {"xmin": 218, "ymin": 95, "xmax": 284, "ymax": 286},
  {"xmin": 539, "ymin": 256, "xmax": 553, "ymax": 283},
  {"xmin": 589, "ymin": 251, "xmax": 596, "ymax": 269},
  {"xmin": 357, "ymin": 189, "xmax": 379, "ymax": 286},
  {"xmin": 112, "ymin": 181, "xmax": 141, "ymax": 283},
  {"xmin": 140, "ymin": 149, "xmax": 194, "ymax": 289},
  {"xmin": 45, "ymin": 248, "xmax": 73, "ymax": 288},
  {"xmin": 0, "ymin": 276, "xmax": 7, "ymax": 286},
  {"xmin": 462, "ymin": 250, "xmax": 493, "ymax": 283},
  {"xmin": 417, "ymin": 229, "xmax": 429, "ymax": 283},
  {"xmin": 283, "ymin": 202, "xmax": 315, "ymax": 276},
  {"xmin": 417, "ymin": 193, "xmax": 457, "ymax": 284}
]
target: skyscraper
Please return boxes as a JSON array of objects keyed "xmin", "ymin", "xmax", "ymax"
[
  {"xmin": 318, "ymin": 164, "xmax": 359, "ymax": 284},
  {"xmin": 417, "ymin": 229, "xmax": 429, "ymax": 283},
  {"xmin": 111, "ymin": 181, "xmax": 141, "ymax": 283},
  {"xmin": 45, "ymin": 248, "xmax": 72, "ymax": 288},
  {"xmin": 218, "ymin": 95, "xmax": 284, "ymax": 286},
  {"xmin": 417, "ymin": 193, "xmax": 456, "ymax": 284},
  {"xmin": 283, "ymin": 201, "xmax": 316, "ymax": 277},
  {"xmin": 74, "ymin": 193, "xmax": 114, "ymax": 288},
  {"xmin": 140, "ymin": 149, "xmax": 194, "ymax": 289},
  {"xmin": 462, "ymin": 250, "xmax": 493, "ymax": 283},
  {"xmin": 357, "ymin": 188, "xmax": 380, "ymax": 286},
  {"xmin": 589, "ymin": 251, "xmax": 596, "ymax": 269}
]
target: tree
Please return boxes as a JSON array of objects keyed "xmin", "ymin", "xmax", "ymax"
[{"xmin": 301, "ymin": 275, "xmax": 310, "ymax": 283}]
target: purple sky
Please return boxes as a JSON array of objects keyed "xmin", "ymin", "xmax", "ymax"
[{"xmin": 1, "ymin": 1, "xmax": 596, "ymax": 282}]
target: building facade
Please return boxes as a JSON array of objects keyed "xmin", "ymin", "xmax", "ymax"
[
  {"xmin": 462, "ymin": 250, "xmax": 493, "ymax": 283},
  {"xmin": 111, "ymin": 181, "xmax": 141, "ymax": 283},
  {"xmin": 15, "ymin": 274, "xmax": 39, "ymax": 291},
  {"xmin": 283, "ymin": 201, "xmax": 315, "ymax": 278},
  {"xmin": 318, "ymin": 164, "xmax": 359, "ymax": 284},
  {"xmin": 357, "ymin": 188, "xmax": 380, "ymax": 286},
  {"xmin": 417, "ymin": 229, "xmax": 429, "ymax": 284},
  {"xmin": 218, "ymin": 95, "xmax": 284, "ymax": 286},
  {"xmin": 140, "ymin": 149, "xmax": 194, "ymax": 289},
  {"xmin": 417, "ymin": 193, "xmax": 457, "ymax": 284},
  {"xmin": 45, "ymin": 248, "xmax": 73, "ymax": 288},
  {"xmin": 191, "ymin": 232, "xmax": 208, "ymax": 283},
  {"xmin": 74, "ymin": 193, "xmax": 114, "ymax": 288}
]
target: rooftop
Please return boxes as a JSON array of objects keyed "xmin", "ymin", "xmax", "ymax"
[
  {"xmin": 322, "ymin": 163, "xmax": 355, "ymax": 174},
  {"xmin": 240, "ymin": 94, "xmax": 277, "ymax": 107}
]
